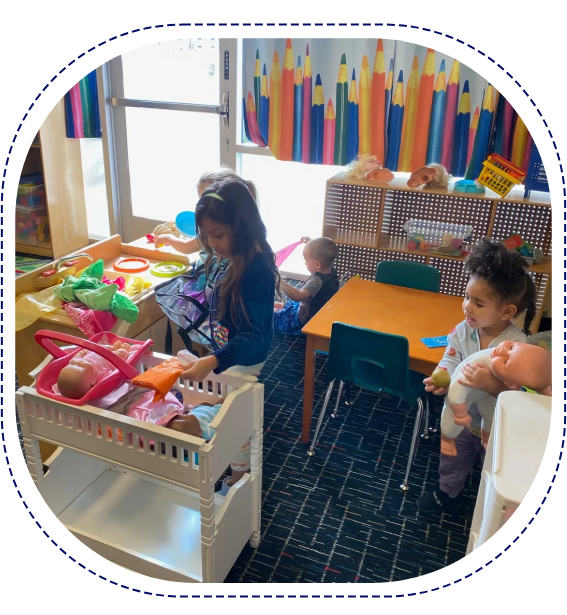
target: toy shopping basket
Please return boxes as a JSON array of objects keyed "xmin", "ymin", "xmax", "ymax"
[{"xmin": 477, "ymin": 154, "xmax": 527, "ymax": 198}]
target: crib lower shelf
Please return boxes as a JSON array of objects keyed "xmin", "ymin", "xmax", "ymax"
[{"xmin": 58, "ymin": 469, "xmax": 223, "ymax": 583}]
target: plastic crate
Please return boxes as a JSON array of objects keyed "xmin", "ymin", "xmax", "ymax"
[
  {"xmin": 524, "ymin": 144, "xmax": 549, "ymax": 197},
  {"xmin": 477, "ymin": 154, "xmax": 526, "ymax": 198}
]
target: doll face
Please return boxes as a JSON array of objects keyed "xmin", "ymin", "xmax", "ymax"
[
  {"xmin": 490, "ymin": 340, "xmax": 551, "ymax": 390},
  {"xmin": 490, "ymin": 341, "xmax": 524, "ymax": 383},
  {"xmin": 363, "ymin": 156, "xmax": 383, "ymax": 171}
]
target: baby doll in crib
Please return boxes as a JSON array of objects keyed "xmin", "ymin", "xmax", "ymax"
[
  {"xmin": 57, "ymin": 340, "xmax": 131, "ymax": 399},
  {"xmin": 440, "ymin": 340, "xmax": 552, "ymax": 456},
  {"xmin": 346, "ymin": 154, "xmax": 395, "ymax": 183}
]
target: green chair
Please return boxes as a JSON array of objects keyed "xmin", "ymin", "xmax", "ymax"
[
  {"xmin": 375, "ymin": 260, "xmax": 440, "ymax": 293},
  {"xmin": 307, "ymin": 322, "xmax": 426, "ymax": 491}
]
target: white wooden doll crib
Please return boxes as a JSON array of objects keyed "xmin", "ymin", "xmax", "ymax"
[{"xmin": 16, "ymin": 349, "xmax": 264, "ymax": 583}]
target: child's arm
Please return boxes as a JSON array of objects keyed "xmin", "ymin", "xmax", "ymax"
[
  {"xmin": 280, "ymin": 279, "xmax": 310, "ymax": 302},
  {"xmin": 154, "ymin": 234, "xmax": 201, "ymax": 255},
  {"xmin": 424, "ymin": 325, "xmax": 464, "ymax": 395}
]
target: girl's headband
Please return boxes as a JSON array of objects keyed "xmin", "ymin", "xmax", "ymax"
[{"xmin": 206, "ymin": 192, "xmax": 224, "ymax": 202}]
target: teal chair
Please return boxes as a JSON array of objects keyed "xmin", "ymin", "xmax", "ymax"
[
  {"xmin": 375, "ymin": 260, "xmax": 440, "ymax": 293},
  {"xmin": 375, "ymin": 259, "xmax": 440, "ymax": 438},
  {"xmin": 307, "ymin": 322, "xmax": 426, "ymax": 491}
]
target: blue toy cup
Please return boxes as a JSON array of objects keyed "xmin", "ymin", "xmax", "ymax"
[{"xmin": 175, "ymin": 211, "xmax": 196, "ymax": 237}]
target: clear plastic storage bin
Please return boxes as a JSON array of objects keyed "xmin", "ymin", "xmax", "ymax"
[
  {"xmin": 403, "ymin": 219, "xmax": 474, "ymax": 255},
  {"xmin": 16, "ymin": 204, "xmax": 50, "ymax": 245},
  {"xmin": 17, "ymin": 183, "xmax": 46, "ymax": 208}
]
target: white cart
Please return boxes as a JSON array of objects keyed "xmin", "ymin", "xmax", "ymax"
[
  {"xmin": 467, "ymin": 391, "xmax": 551, "ymax": 553},
  {"xmin": 17, "ymin": 351, "xmax": 264, "ymax": 583}
]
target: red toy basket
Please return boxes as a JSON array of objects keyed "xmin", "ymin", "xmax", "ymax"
[{"xmin": 34, "ymin": 330, "xmax": 154, "ymax": 406}]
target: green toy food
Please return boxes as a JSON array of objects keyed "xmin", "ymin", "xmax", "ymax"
[{"xmin": 431, "ymin": 367, "xmax": 451, "ymax": 389}]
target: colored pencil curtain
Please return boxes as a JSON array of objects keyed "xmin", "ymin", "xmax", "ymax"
[
  {"xmin": 242, "ymin": 39, "xmax": 534, "ymax": 178},
  {"xmin": 65, "ymin": 70, "xmax": 102, "ymax": 138}
]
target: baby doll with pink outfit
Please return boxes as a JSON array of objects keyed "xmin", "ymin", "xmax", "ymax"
[{"xmin": 57, "ymin": 340, "xmax": 132, "ymax": 399}]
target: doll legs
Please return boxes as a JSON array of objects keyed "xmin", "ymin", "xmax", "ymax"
[{"xmin": 440, "ymin": 402, "xmax": 464, "ymax": 456}]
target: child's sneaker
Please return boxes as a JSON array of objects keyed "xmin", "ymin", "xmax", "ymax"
[{"xmin": 417, "ymin": 489, "xmax": 464, "ymax": 515}]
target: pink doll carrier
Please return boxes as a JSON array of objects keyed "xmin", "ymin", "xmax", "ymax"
[{"xmin": 34, "ymin": 330, "xmax": 154, "ymax": 405}]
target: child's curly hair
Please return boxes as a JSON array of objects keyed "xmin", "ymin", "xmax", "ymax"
[{"xmin": 465, "ymin": 239, "xmax": 536, "ymax": 335}]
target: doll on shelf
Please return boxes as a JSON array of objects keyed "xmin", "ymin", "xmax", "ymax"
[
  {"xmin": 439, "ymin": 340, "xmax": 551, "ymax": 457},
  {"xmin": 57, "ymin": 340, "xmax": 132, "ymax": 399},
  {"xmin": 346, "ymin": 154, "xmax": 395, "ymax": 183},
  {"xmin": 407, "ymin": 163, "xmax": 453, "ymax": 189}
]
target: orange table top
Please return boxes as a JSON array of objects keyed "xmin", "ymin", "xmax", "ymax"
[{"xmin": 302, "ymin": 277, "xmax": 465, "ymax": 367}]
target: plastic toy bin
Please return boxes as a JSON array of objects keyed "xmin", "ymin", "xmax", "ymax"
[
  {"xmin": 404, "ymin": 219, "xmax": 474, "ymax": 254},
  {"xmin": 16, "ymin": 204, "xmax": 50, "ymax": 245},
  {"xmin": 17, "ymin": 173, "xmax": 46, "ymax": 209}
]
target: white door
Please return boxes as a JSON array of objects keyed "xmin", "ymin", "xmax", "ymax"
[{"xmin": 107, "ymin": 37, "xmax": 236, "ymax": 242}]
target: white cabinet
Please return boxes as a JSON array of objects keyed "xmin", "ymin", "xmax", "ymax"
[{"xmin": 467, "ymin": 391, "xmax": 551, "ymax": 554}]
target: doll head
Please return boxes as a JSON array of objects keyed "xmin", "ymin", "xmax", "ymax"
[
  {"xmin": 57, "ymin": 363, "xmax": 96, "ymax": 399},
  {"xmin": 425, "ymin": 163, "xmax": 452, "ymax": 189},
  {"xmin": 346, "ymin": 154, "xmax": 382, "ymax": 179},
  {"xmin": 490, "ymin": 341, "xmax": 551, "ymax": 395}
]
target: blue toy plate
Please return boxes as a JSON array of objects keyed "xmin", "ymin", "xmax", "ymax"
[{"xmin": 175, "ymin": 210, "xmax": 196, "ymax": 237}]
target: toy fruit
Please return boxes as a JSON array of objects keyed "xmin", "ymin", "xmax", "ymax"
[
  {"xmin": 431, "ymin": 367, "xmax": 451, "ymax": 389},
  {"xmin": 419, "ymin": 242, "xmax": 430, "ymax": 252},
  {"xmin": 407, "ymin": 240, "xmax": 418, "ymax": 250}
]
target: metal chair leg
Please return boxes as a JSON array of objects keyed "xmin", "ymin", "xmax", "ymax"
[
  {"xmin": 331, "ymin": 381, "xmax": 344, "ymax": 419},
  {"xmin": 307, "ymin": 380, "xmax": 335, "ymax": 457},
  {"xmin": 427, "ymin": 393, "xmax": 438, "ymax": 433},
  {"xmin": 400, "ymin": 396, "xmax": 424, "ymax": 491},
  {"xmin": 344, "ymin": 382, "xmax": 354, "ymax": 406},
  {"xmin": 421, "ymin": 394, "xmax": 430, "ymax": 439}
]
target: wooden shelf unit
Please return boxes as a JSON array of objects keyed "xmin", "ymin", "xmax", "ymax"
[
  {"xmin": 17, "ymin": 98, "xmax": 89, "ymax": 259},
  {"xmin": 323, "ymin": 173, "xmax": 552, "ymax": 332}
]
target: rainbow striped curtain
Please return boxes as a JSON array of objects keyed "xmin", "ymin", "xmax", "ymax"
[
  {"xmin": 242, "ymin": 39, "xmax": 534, "ymax": 177},
  {"xmin": 65, "ymin": 70, "xmax": 102, "ymax": 138}
]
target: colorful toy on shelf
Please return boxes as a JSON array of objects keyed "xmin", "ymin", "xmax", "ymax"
[
  {"xmin": 33, "ymin": 254, "xmax": 95, "ymax": 289},
  {"xmin": 17, "ymin": 173, "xmax": 46, "ymax": 208},
  {"xmin": 477, "ymin": 154, "xmax": 526, "ymax": 198},
  {"xmin": 345, "ymin": 154, "xmax": 395, "ymax": 183},
  {"xmin": 502, "ymin": 234, "xmax": 541, "ymax": 266},
  {"xmin": 453, "ymin": 179, "xmax": 486, "ymax": 194}
]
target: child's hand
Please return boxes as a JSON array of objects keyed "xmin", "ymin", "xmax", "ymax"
[
  {"xmin": 154, "ymin": 233, "xmax": 177, "ymax": 249},
  {"xmin": 180, "ymin": 355, "xmax": 219, "ymax": 382},
  {"xmin": 458, "ymin": 362, "xmax": 497, "ymax": 391},
  {"xmin": 300, "ymin": 236, "xmax": 311, "ymax": 244},
  {"xmin": 423, "ymin": 377, "xmax": 446, "ymax": 396},
  {"xmin": 274, "ymin": 301, "xmax": 285, "ymax": 311}
]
